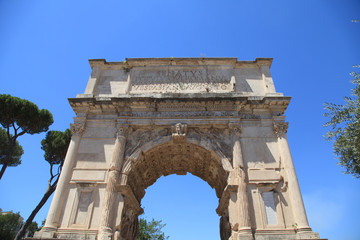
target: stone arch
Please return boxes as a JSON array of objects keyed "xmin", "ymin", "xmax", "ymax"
[
  {"xmin": 121, "ymin": 137, "xmax": 231, "ymax": 201},
  {"xmin": 117, "ymin": 136, "xmax": 231, "ymax": 239}
]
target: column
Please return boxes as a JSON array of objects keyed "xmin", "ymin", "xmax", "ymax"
[
  {"xmin": 42, "ymin": 118, "xmax": 86, "ymax": 234},
  {"xmin": 98, "ymin": 124, "xmax": 128, "ymax": 240},
  {"xmin": 229, "ymin": 125, "xmax": 253, "ymax": 239},
  {"xmin": 273, "ymin": 118, "xmax": 311, "ymax": 231}
]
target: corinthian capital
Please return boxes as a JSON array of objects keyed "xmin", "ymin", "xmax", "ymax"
[
  {"xmin": 273, "ymin": 121, "xmax": 289, "ymax": 138},
  {"xmin": 70, "ymin": 117, "xmax": 86, "ymax": 136}
]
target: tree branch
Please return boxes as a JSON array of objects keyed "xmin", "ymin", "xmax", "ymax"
[
  {"xmin": 17, "ymin": 128, "xmax": 29, "ymax": 137},
  {"xmin": 12, "ymin": 121, "xmax": 17, "ymax": 136},
  {"xmin": 49, "ymin": 163, "xmax": 54, "ymax": 180}
]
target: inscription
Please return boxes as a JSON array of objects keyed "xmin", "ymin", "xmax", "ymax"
[{"xmin": 131, "ymin": 69, "xmax": 232, "ymax": 92}]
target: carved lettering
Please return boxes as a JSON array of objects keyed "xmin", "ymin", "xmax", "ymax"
[{"xmin": 131, "ymin": 69, "xmax": 232, "ymax": 93}]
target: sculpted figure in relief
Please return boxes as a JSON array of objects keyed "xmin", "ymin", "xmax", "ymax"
[{"xmin": 171, "ymin": 123, "xmax": 187, "ymax": 136}]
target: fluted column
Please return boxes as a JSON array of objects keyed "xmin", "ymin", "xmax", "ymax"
[
  {"xmin": 273, "ymin": 117, "xmax": 311, "ymax": 231},
  {"xmin": 229, "ymin": 124, "xmax": 253, "ymax": 239},
  {"xmin": 98, "ymin": 124, "xmax": 128, "ymax": 240},
  {"xmin": 42, "ymin": 118, "xmax": 86, "ymax": 233}
]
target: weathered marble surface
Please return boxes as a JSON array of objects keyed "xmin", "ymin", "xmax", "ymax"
[{"xmin": 34, "ymin": 58, "xmax": 324, "ymax": 240}]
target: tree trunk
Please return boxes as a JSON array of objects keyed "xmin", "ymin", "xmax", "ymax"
[
  {"xmin": 14, "ymin": 180, "xmax": 57, "ymax": 240},
  {"xmin": 0, "ymin": 138, "xmax": 16, "ymax": 180},
  {"xmin": 0, "ymin": 162, "xmax": 9, "ymax": 180}
]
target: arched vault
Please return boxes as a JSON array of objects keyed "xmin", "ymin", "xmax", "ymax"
[{"xmin": 121, "ymin": 138, "xmax": 231, "ymax": 203}]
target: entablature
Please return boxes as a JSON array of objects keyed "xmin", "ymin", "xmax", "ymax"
[{"xmin": 69, "ymin": 95, "xmax": 291, "ymax": 118}]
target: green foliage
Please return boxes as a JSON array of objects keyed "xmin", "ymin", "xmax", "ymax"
[
  {"xmin": 0, "ymin": 94, "xmax": 53, "ymax": 135},
  {"xmin": 0, "ymin": 94, "xmax": 53, "ymax": 180},
  {"xmin": 39, "ymin": 219, "xmax": 46, "ymax": 230},
  {"xmin": 41, "ymin": 129, "xmax": 71, "ymax": 165},
  {"xmin": 26, "ymin": 221, "xmax": 39, "ymax": 237},
  {"xmin": 0, "ymin": 212, "xmax": 22, "ymax": 240},
  {"xmin": 137, "ymin": 218, "xmax": 169, "ymax": 240},
  {"xmin": 324, "ymin": 65, "xmax": 360, "ymax": 178},
  {"xmin": 0, "ymin": 128, "xmax": 23, "ymax": 167}
]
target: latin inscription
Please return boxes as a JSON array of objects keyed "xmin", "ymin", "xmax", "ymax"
[{"xmin": 131, "ymin": 69, "xmax": 233, "ymax": 92}]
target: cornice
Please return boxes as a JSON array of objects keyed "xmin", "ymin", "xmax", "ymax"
[
  {"xmin": 68, "ymin": 95, "xmax": 290, "ymax": 116},
  {"xmin": 88, "ymin": 57, "xmax": 273, "ymax": 70}
]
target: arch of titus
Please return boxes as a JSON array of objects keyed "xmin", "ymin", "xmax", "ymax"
[{"xmin": 34, "ymin": 58, "xmax": 323, "ymax": 240}]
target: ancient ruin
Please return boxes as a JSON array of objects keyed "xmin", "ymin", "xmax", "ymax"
[{"xmin": 34, "ymin": 58, "xmax": 323, "ymax": 239}]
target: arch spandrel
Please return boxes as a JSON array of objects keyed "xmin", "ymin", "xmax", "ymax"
[{"xmin": 123, "ymin": 126, "xmax": 233, "ymax": 165}]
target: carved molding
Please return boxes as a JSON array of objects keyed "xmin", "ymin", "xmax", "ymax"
[
  {"xmin": 119, "ymin": 111, "xmax": 263, "ymax": 119},
  {"xmin": 69, "ymin": 97, "xmax": 291, "ymax": 117},
  {"xmin": 68, "ymin": 184, "xmax": 96, "ymax": 229}
]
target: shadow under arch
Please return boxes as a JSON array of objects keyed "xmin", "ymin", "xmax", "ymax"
[{"xmin": 118, "ymin": 136, "xmax": 232, "ymax": 239}]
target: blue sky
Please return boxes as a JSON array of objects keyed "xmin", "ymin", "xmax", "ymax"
[{"xmin": 0, "ymin": 1, "xmax": 359, "ymax": 239}]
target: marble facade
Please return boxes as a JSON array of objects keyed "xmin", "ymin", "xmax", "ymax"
[{"xmin": 34, "ymin": 58, "xmax": 323, "ymax": 240}]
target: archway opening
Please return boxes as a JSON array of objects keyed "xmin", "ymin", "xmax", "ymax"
[
  {"xmin": 123, "ymin": 140, "xmax": 230, "ymax": 239},
  {"xmin": 141, "ymin": 173, "xmax": 220, "ymax": 239}
]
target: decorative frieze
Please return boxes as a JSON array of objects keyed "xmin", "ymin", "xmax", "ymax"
[
  {"xmin": 118, "ymin": 111, "xmax": 263, "ymax": 119},
  {"xmin": 68, "ymin": 96, "xmax": 291, "ymax": 118}
]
